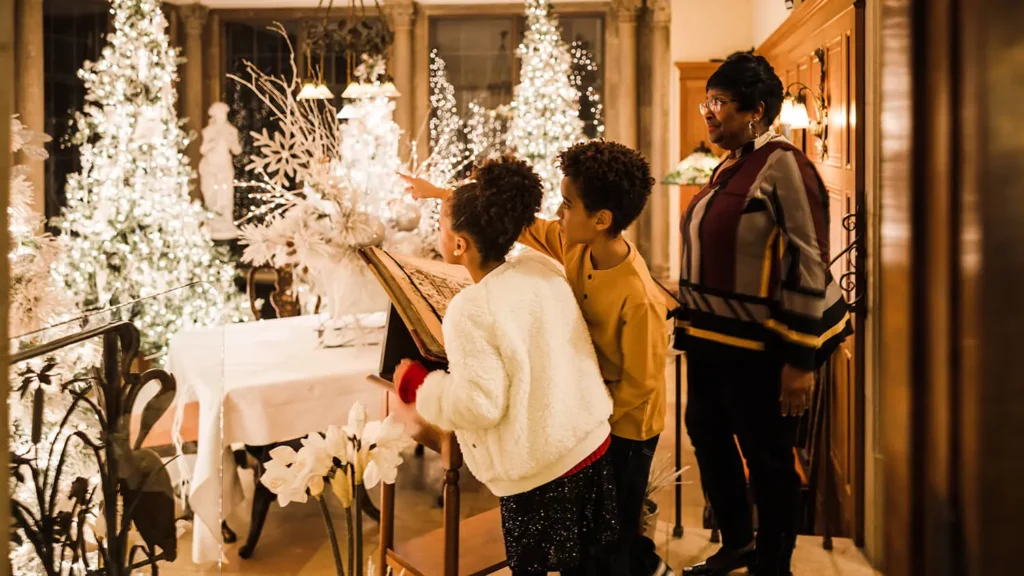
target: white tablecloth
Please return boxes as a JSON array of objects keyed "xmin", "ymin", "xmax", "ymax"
[{"xmin": 167, "ymin": 315, "xmax": 385, "ymax": 565}]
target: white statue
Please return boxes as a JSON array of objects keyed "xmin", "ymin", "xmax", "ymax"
[{"xmin": 199, "ymin": 102, "xmax": 242, "ymax": 240}]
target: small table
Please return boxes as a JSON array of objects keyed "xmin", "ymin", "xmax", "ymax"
[{"xmin": 167, "ymin": 314, "xmax": 386, "ymax": 565}]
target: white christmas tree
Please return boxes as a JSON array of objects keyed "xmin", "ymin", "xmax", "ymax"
[
  {"xmin": 508, "ymin": 0, "xmax": 587, "ymax": 217},
  {"xmin": 338, "ymin": 56, "xmax": 406, "ymax": 224},
  {"xmin": 53, "ymin": 0, "xmax": 234, "ymax": 359}
]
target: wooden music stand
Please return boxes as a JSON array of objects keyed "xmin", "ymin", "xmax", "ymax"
[{"xmin": 368, "ymin": 305, "xmax": 508, "ymax": 576}]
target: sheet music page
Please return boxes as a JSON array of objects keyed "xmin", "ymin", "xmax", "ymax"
[{"xmin": 390, "ymin": 253, "xmax": 472, "ymax": 318}]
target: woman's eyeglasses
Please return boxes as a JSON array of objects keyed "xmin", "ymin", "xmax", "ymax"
[{"xmin": 699, "ymin": 97, "xmax": 737, "ymax": 116}]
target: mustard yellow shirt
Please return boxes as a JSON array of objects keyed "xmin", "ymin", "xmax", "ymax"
[{"xmin": 520, "ymin": 219, "xmax": 668, "ymax": 441}]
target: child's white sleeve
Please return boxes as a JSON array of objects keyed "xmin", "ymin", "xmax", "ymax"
[{"xmin": 415, "ymin": 298, "xmax": 509, "ymax": 432}]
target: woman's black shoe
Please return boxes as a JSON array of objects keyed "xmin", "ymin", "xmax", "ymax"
[{"xmin": 682, "ymin": 546, "xmax": 756, "ymax": 575}]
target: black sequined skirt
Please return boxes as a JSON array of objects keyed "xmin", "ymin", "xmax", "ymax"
[{"xmin": 498, "ymin": 453, "xmax": 619, "ymax": 574}]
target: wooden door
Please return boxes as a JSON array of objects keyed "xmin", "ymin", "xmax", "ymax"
[
  {"xmin": 675, "ymin": 62, "xmax": 725, "ymax": 160},
  {"xmin": 878, "ymin": 0, "xmax": 1024, "ymax": 574},
  {"xmin": 759, "ymin": 0, "xmax": 865, "ymax": 543}
]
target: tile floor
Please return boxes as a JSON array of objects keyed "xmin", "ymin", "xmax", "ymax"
[{"xmin": 161, "ymin": 359, "xmax": 876, "ymax": 575}]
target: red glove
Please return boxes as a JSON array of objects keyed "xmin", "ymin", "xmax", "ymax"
[{"xmin": 394, "ymin": 359, "xmax": 428, "ymax": 404}]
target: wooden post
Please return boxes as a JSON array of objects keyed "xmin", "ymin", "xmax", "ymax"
[{"xmin": 441, "ymin": 433, "xmax": 462, "ymax": 576}]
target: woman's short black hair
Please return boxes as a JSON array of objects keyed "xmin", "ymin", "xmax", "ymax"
[
  {"xmin": 558, "ymin": 140, "xmax": 653, "ymax": 236},
  {"xmin": 449, "ymin": 155, "xmax": 543, "ymax": 264},
  {"xmin": 706, "ymin": 53, "xmax": 785, "ymax": 126}
]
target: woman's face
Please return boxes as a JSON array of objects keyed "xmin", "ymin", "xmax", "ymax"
[{"xmin": 703, "ymin": 88, "xmax": 763, "ymax": 151}]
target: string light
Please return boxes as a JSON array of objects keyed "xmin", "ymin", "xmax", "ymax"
[
  {"xmin": 509, "ymin": 0, "xmax": 590, "ymax": 218},
  {"xmin": 52, "ymin": 0, "xmax": 237, "ymax": 360}
]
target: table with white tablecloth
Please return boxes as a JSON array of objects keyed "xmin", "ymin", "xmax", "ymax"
[{"xmin": 167, "ymin": 314, "xmax": 385, "ymax": 565}]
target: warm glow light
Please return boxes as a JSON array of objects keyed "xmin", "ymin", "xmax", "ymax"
[
  {"xmin": 379, "ymin": 81, "xmax": 401, "ymax": 98},
  {"xmin": 337, "ymin": 104, "xmax": 359, "ymax": 119},
  {"xmin": 341, "ymin": 82, "xmax": 365, "ymax": 99},
  {"xmin": 314, "ymin": 83, "xmax": 335, "ymax": 99},
  {"xmin": 781, "ymin": 96, "xmax": 811, "ymax": 129},
  {"xmin": 297, "ymin": 82, "xmax": 321, "ymax": 100}
]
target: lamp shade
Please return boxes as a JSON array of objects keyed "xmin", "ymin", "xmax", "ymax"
[
  {"xmin": 297, "ymin": 81, "xmax": 321, "ymax": 100},
  {"xmin": 780, "ymin": 96, "xmax": 811, "ymax": 129},
  {"xmin": 336, "ymin": 104, "xmax": 359, "ymax": 119},
  {"xmin": 662, "ymin": 142, "xmax": 720, "ymax": 186},
  {"xmin": 313, "ymin": 83, "xmax": 335, "ymax": 100},
  {"xmin": 379, "ymin": 81, "xmax": 401, "ymax": 98},
  {"xmin": 341, "ymin": 82, "xmax": 365, "ymax": 99}
]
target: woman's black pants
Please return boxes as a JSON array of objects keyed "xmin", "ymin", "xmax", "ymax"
[{"xmin": 685, "ymin": 351, "xmax": 801, "ymax": 573}]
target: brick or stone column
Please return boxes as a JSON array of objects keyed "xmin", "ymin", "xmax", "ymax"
[
  {"xmin": 204, "ymin": 12, "xmax": 222, "ymax": 111},
  {"xmin": 411, "ymin": 8, "xmax": 430, "ymax": 160},
  {"xmin": 180, "ymin": 3, "xmax": 208, "ymax": 200},
  {"xmin": 602, "ymin": 3, "xmax": 620, "ymax": 142},
  {"xmin": 15, "ymin": 0, "xmax": 45, "ymax": 217},
  {"xmin": 613, "ymin": 0, "xmax": 640, "ymax": 149},
  {"xmin": 647, "ymin": 0, "xmax": 672, "ymax": 279},
  {"xmin": 611, "ymin": 0, "xmax": 641, "ymax": 242},
  {"xmin": 388, "ymin": 1, "xmax": 415, "ymax": 157}
]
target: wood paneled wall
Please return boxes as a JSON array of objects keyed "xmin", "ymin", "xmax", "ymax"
[{"xmin": 758, "ymin": 0, "xmax": 865, "ymax": 542}]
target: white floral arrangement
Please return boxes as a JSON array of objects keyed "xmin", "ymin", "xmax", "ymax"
[
  {"xmin": 662, "ymin": 148, "xmax": 721, "ymax": 187},
  {"xmin": 232, "ymin": 26, "xmax": 468, "ymax": 319},
  {"xmin": 260, "ymin": 402, "xmax": 416, "ymax": 576}
]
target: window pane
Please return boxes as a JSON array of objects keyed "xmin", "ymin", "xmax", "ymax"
[
  {"xmin": 431, "ymin": 18, "xmax": 516, "ymax": 117},
  {"xmin": 43, "ymin": 0, "xmax": 109, "ymax": 222}
]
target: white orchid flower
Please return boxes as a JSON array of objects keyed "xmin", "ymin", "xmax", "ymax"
[
  {"xmin": 360, "ymin": 414, "xmax": 416, "ymax": 489},
  {"xmin": 345, "ymin": 402, "xmax": 368, "ymax": 438},
  {"xmin": 324, "ymin": 424, "xmax": 350, "ymax": 464}
]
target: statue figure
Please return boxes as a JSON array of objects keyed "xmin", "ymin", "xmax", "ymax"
[{"xmin": 199, "ymin": 102, "xmax": 242, "ymax": 240}]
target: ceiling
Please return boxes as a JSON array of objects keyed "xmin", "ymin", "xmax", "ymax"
[{"xmin": 161, "ymin": 0, "xmax": 594, "ymax": 6}]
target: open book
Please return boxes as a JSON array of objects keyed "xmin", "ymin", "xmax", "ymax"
[{"xmin": 359, "ymin": 246, "xmax": 472, "ymax": 362}]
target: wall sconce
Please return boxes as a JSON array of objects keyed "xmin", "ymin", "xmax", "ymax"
[{"xmin": 779, "ymin": 47, "xmax": 828, "ymax": 161}]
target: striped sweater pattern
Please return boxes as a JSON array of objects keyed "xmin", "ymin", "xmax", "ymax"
[{"xmin": 674, "ymin": 131, "xmax": 852, "ymax": 370}]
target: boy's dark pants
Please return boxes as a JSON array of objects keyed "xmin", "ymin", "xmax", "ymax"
[
  {"xmin": 685, "ymin": 352, "xmax": 800, "ymax": 573},
  {"xmin": 607, "ymin": 434, "xmax": 662, "ymax": 575}
]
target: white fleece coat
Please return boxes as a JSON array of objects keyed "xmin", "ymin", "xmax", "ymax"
[{"xmin": 416, "ymin": 251, "xmax": 613, "ymax": 497}]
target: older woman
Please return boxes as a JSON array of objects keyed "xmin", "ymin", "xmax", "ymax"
[{"xmin": 675, "ymin": 53, "xmax": 852, "ymax": 576}]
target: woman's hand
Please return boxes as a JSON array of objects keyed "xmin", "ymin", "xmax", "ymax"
[
  {"xmin": 780, "ymin": 364, "xmax": 814, "ymax": 417},
  {"xmin": 397, "ymin": 173, "xmax": 451, "ymax": 201}
]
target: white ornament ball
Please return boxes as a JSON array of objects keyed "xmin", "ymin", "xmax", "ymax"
[
  {"xmin": 393, "ymin": 201, "xmax": 422, "ymax": 232},
  {"xmin": 388, "ymin": 231, "xmax": 423, "ymax": 256},
  {"xmin": 349, "ymin": 212, "xmax": 386, "ymax": 248}
]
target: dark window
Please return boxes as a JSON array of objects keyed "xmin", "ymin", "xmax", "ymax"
[
  {"xmin": 429, "ymin": 13, "xmax": 605, "ymax": 146},
  {"xmin": 42, "ymin": 0, "xmax": 109, "ymax": 222}
]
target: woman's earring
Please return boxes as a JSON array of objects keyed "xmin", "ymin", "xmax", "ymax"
[{"xmin": 749, "ymin": 121, "xmax": 759, "ymax": 138}]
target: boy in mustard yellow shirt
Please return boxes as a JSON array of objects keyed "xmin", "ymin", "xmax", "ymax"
[{"xmin": 401, "ymin": 141, "xmax": 669, "ymax": 575}]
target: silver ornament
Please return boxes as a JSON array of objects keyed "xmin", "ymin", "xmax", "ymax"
[
  {"xmin": 388, "ymin": 231, "xmax": 424, "ymax": 256},
  {"xmin": 393, "ymin": 201, "xmax": 422, "ymax": 232},
  {"xmin": 347, "ymin": 212, "xmax": 386, "ymax": 248}
]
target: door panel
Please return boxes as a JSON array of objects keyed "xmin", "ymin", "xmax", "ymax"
[{"xmin": 759, "ymin": 0, "xmax": 864, "ymax": 540}]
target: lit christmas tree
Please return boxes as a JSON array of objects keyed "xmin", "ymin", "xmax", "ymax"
[
  {"xmin": 508, "ymin": 0, "xmax": 587, "ymax": 217},
  {"xmin": 53, "ymin": 0, "xmax": 235, "ymax": 359},
  {"xmin": 569, "ymin": 40, "xmax": 604, "ymax": 139}
]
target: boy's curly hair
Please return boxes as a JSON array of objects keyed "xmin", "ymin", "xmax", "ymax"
[
  {"xmin": 449, "ymin": 155, "xmax": 543, "ymax": 263},
  {"xmin": 558, "ymin": 141, "xmax": 654, "ymax": 235}
]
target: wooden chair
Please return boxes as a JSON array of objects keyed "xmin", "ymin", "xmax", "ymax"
[{"xmin": 369, "ymin": 305, "xmax": 508, "ymax": 576}]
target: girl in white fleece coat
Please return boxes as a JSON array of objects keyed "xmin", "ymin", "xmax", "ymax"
[{"xmin": 395, "ymin": 156, "xmax": 618, "ymax": 575}]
